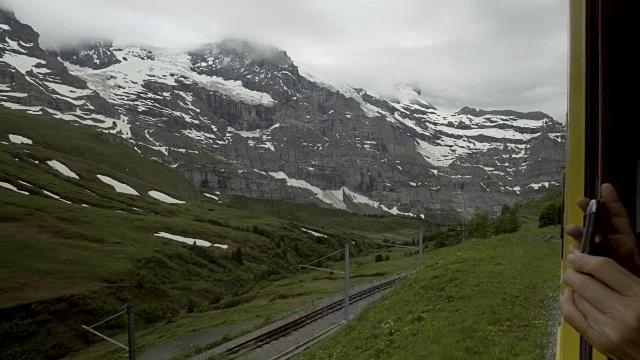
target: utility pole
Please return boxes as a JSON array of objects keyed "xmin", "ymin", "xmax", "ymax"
[
  {"xmin": 344, "ymin": 242, "xmax": 350, "ymax": 321},
  {"xmin": 459, "ymin": 192, "xmax": 468, "ymax": 242},
  {"xmin": 127, "ymin": 304, "xmax": 136, "ymax": 360},
  {"xmin": 419, "ymin": 227, "xmax": 423, "ymax": 266},
  {"xmin": 462, "ymin": 220, "xmax": 466, "ymax": 242}
]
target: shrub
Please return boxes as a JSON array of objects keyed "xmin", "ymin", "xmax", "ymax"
[
  {"xmin": 232, "ymin": 247, "xmax": 244, "ymax": 265},
  {"xmin": 374, "ymin": 254, "xmax": 384, "ymax": 263},
  {"xmin": 467, "ymin": 211, "xmax": 491, "ymax": 239},
  {"xmin": 539, "ymin": 203, "xmax": 561, "ymax": 228},
  {"xmin": 492, "ymin": 212, "xmax": 521, "ymax": 235}
]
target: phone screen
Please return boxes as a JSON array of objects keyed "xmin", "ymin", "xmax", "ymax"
[{"xmin": 580, "ymin": 200, "xmax": 599, "ymax": 254}]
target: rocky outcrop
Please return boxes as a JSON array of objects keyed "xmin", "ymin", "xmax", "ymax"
[
  {"xmin": 54, "ymin": 41, "xmax": 122, "ymax": 70},
  {"xmin": 455, "ymin": 106, "xmax": 550, "ymax": 121}
]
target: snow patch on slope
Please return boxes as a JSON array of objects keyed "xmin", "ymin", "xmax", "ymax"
[
  {"xmin": 42, "ymin": 190, "xmax": 72, "ymax": 204},
  {"xmin": 1, "ymin": 103, "xmax": 131, "ymax": 138},
  {"xmin": 154, "ymin": 232, "xmax": 228, "ymax": 248},
  {"xmin": 415, "ymin": 139, "xmax": 463, "ymax": 167},
  {"xmin": 300, "ymin": 228, "xmax": 327, "ymax": 237},
  {"xmin": 527, "ymin": 182, "xmax": 558, "ymax": 190},
  {"xmin": 44, "ymin": 81, "xmax": 94, "ymax": 98},
  {"xmin": 0, "ymin": 53, "xmax": 45, "ymax": 74},
  {"xmin": 266, "ymin": 171, "xmax": 414, "ymax": 216},
  {"xmin": 46, "ymin": 160, "xmax": 79, "ymax": 179},
  {"xmin": 300, "ymin": 71, "xmax": 381, "ymax": 117},
  {"xmin": 18, "ymin": 180, "xmax": 33, "ymax": 187},
  {"xmin": 381, "ymin": 205, "xmax": 415, "ymax": 217},
  {"xmin": 204, "ymin": 193, "xmax": 219, "ymax": 200},
  {"xmin": 0, "ymin": 181, "xmax": 28, "ymax": 195},
  {"xmin": 8, "ymin": 134, "xmax": 32, "ymax": 144},
  {"xmin": 148, "ymin": 190, "xmax": 185, "ymax": 204},
  {"xmin": 269, "ymin": 171, "xmax": 346, "ymax": 210},
  {"xmin": 96, "ymin": 175, "xmax": 139, "ymax": 195}
]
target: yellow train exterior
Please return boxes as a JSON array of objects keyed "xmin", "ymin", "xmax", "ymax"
[{"xmin": 556, "ymin": 0, "xmax": 598, "ymax": 359}]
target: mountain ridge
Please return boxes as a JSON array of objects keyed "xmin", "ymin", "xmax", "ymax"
[{"xmin": 0, "ymin": 8, "xmax": 565, "ymax": 220}]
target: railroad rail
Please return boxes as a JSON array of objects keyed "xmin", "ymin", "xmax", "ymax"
[{"xmin": 223, "ymin": 275, "xmax": 406, "ymax": 358}]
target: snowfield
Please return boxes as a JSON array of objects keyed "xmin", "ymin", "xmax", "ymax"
[
  {"xmin": 46, "ymin": 160, "xmax": 79, "ymax": 179},
  {"xmin": 65, "ymin": 47, "xmax": 275, "ymax": 108},
  {"xmin": 96, "ymin": 175, "xmax": 139, "ymax": 195},
  {"xmin": 0, "ymin": 50, "xmax": 132, "ymax": 138},
  {"xmin": 154, "ymin": 232, "xmax": 229, "ymax": 248},
  {"xmin": 0, "ymin": 52, "xmax": 45, "ymax": 74}
]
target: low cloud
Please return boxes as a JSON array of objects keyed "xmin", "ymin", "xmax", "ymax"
[{"xmin": 1, "ymin": 0, "xmax": 567, "ymax": 120}]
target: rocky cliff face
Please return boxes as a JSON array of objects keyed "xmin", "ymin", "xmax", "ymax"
[{"xmin": 0, "ymin": 10, "xmax": 565, "ymax": 220}]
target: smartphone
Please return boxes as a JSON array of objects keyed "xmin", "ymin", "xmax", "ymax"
[{"xmin": 580, "ymin": 199, "xmax": 599, "ymax": 254}]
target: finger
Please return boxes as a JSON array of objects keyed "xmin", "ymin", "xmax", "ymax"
[
  {"xmin": 568, "ymin": 245, "xmax": 579, "ymax": 255},
  {"xmin": 562, "ymin": 268, "xmax": 618, "ymax": 311},
  {"xmin": 571, "ymin": 293, "xmax": 613, "ymax": 356},
  {"xmin": 573, "ymin": 292, "xmax": 602, "ymax": 323},
  {"xmin": 577, "ymin": 197, "xmax": 590, "ymax": 213},
  {"xmin": 568, "ymin": 253, "xmax": 632, "ymax": 296},
  {"xmin": 600, "ymin": 184, "xmax": 634, "ymax": 236},
  {"xmin": 572, "ymin": 292, "xmax": 609, "ymax": 339},
  {"xmin": 566, "ymin": 224, "xmax": 583, "ymax": 242},
  {"xmin": 560, "ymin": 289, "xmax": 590, "ymax": 338}
]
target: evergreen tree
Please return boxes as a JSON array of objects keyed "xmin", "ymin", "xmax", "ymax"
[
  {"xmin": 384, "ymin": 254, "xmax": 390, "ymax": 261},
  {"xmin": 374, "ymin": 254, "xmax": 384, "ymax": 263}
]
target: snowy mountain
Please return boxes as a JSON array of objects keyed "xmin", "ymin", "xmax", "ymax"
[{"xmin": 0, "ymin": 9, "xmax": 565, "ymax": 220}]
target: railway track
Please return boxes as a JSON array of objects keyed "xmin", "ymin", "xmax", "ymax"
[{"xmin": 222, "ymin": 275, "xmax": 406, "ymax": 358}]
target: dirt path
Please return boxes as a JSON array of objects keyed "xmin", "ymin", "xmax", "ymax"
[{"xmin": 140, "ymin": 320, "xmax": 255, "ymax": 360}]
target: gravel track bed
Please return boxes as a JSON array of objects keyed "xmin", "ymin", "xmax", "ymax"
[
  {"xmin": 544, "ymin": 287, "xmax": 561, "ymax": 360},
  {"xmin": 189, "ymin": 272, "xmax": 410, "ymax": 360},
  {"xmin": 242, "ymin": 288, "xmax": 390, "ymax": 360}
]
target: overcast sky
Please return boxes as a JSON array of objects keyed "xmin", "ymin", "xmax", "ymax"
[{"xmin": 1, "ymin": 0, "xmax": 567, "ymax": 121}]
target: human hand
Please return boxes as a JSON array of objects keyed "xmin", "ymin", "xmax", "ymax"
[
  {"xmin": 561, "ymin": 249, "xmax": 640, "ymax": 360},
  {"xmin": 566, "ymin": 183, "xmax": 640, "ymax": 277}
]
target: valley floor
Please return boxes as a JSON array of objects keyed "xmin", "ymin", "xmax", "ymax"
[{"xmin": 68, "ymin": 249, "xmax": 421, "ymax": 360}]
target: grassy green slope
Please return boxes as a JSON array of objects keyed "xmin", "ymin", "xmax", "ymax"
[
  {"xmin": 295, "ymin": 197, "xmax": 562, "ymax": 360},
  {"xmin": 0, "ymin": 107, "xmax": 429, "ymax": 359}
]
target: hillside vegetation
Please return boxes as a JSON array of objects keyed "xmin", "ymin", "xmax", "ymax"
[
  {"xmin": 295, "ymin": 194, "xmax": 562, "ymax": 360},
  {"xmin": 0, "ymin": 108, "xmax": 431, "ymax": 360}
]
